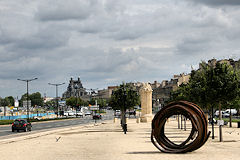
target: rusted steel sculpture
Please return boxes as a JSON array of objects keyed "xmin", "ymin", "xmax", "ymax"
[{"xmin": 151, "ymin": 101, "xmax": 211, "ymax": 153}]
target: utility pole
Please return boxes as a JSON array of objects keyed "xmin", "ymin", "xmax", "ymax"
[
  {"xmin": 48, "ymin": 82, "xmax": 65, "ymax": 118},
  {"xmin": 17, "ymin": 78, "xmax": 38, "ymax": 120}
]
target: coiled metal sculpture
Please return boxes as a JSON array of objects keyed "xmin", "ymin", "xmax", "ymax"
[{"xmin": 151, "ymin": 101, "xmax": 211, "ymax": 153}]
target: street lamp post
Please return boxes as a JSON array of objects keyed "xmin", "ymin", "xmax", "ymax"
[
  {"xmin": 122, "ymin": 87, "xmax": 127, "ymax": 134},
  {"xmin": 17, "ymin": 78, "xmax": 38, "ymax": 120},
  {"xmin": 48, "ymin": 82, "xmax": 65, "ymax": 118}
]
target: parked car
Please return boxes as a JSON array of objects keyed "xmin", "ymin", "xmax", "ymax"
[
  {"xmin": 33, "ymin": 116, "xmax": 42, "ymax": 121},
  {"xmin": 93, "ymin": 114, "xmax": 102, "ymax": 120},
  {"xmin": 214, "ymin": 110, "xmax": 230, "ymax": 118},
  {"xmin": 208, "ymin": 118, "xmax": 217, "ymax": 124},
  {"xmin": 127, "ymin": 110, "xmax": 136, "ymax": 117},
  {"xmin": 63, "ymin": 111, "xmax": 75, "ymax": 116},
  {"xmin": 76, "ymin": 111, "xmax": 83, "ymax": 117},
  {"xmin": 12, "ymin": 119, "xmax": 32, "ymax": 132},
  {"xmin": 224, "ymin": 109, "xmax": 237, "ymax": 116},
  {"xmin": 84, "ymin": 111, "xmax": 92, "ymax": 116},
  {"xmin": 114, "ymin": 110, "xmax": 121, "ymax": 117},
  {"xmin": 68, "ymin": 111, "xmax": 75, "ymax": 116},
  {"xmin": 63, "ymin": 111, "xmax": 69, "ymax": 117}
]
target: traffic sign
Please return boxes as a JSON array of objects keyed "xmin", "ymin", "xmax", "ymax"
[
  {"xmin": 23, "ymin": 100, "xmax": 31, "ymax": 107},
  {"xmin": 217, "ymin": 120, "xmax": 224, "ymax": 126},
  {"xmin": 90, "ymin": 105, "xmax": 99, "ymax": 110}
]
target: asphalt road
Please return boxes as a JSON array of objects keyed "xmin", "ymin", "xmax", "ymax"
[{"xmin": 0, "ymin": 110, "xmax": 114, "ymax": 139}]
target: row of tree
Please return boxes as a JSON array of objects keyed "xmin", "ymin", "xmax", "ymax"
[
  {"xmin": 0, "ymin": 96, "xmax": 15, "ymax": 107},
  {"xmin": 0, "ymin": 93, "xmax": 44, "ymax": 108},
  {"xmin": 1, "ymin": 92, "xmax": 111, "ymax": 111},
  {"xmin": 170, "ymin": 61, "xmax": 240, "ymax": 141},
  {"xmin": 65, "ymin": 97, "xmax": 109, "ymax": 111},
  {"xmin": 170, "ymin": 62, "xmax": 240, "ymax": 111}
]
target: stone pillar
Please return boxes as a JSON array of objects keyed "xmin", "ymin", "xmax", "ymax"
[{"xmin": 140, "ymin": 83, "xmax": 153, "ymax": 122}]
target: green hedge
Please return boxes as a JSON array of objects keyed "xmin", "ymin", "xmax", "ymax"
[
  {"xmin": 216, "ymin": 118, "xmax": 240, "ymax": 123},
  {"xmin": 0, "ymin": 120, "xmax": 14, "ymax": 125},
  {"xmin": 0, "ymin": 117, "xmax": 84, "ymax": 125}
]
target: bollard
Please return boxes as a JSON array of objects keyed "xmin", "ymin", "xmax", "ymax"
[
  {"xmin": 123, "ymin": 124, "xmax": 127, "ymax": 134},
  {"xmin": 167, "ymin": 118, "xmax": 170, "ymax": 123},
  {"xmin": 113, "ymin": 117, "xmax": 118, "ymax": 123},
  {"xmin": 136, "ymin": 117, "xmax": 140, "ymax": 123}
]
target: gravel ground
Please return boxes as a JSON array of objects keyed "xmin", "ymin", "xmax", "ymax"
[{"xmin": 0, "ymin": 118, "xmax": 239, "ymax": 160}]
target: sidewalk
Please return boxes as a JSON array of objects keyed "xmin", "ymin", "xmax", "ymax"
[{"xmin": 0, "ymin": 118, "xmax": 240, "ymax": 160}]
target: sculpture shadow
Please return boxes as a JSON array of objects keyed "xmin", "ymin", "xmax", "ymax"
[
  {"xmin": 126, "ymin": 151, "xmax": 161, "ymax": 154},
  {"xmin": 59, "ymin": 129, "xmax": 130, "ymax": 135}
]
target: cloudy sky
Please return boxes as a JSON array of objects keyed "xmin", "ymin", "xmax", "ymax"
[{"xmin": 1, "ymin": 0, "xmax": 240, "ymax": 98}]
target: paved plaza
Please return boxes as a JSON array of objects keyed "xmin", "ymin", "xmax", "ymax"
[{"xmin": 0, "ymin": 118, "xmax": 239, "ymax": 160}]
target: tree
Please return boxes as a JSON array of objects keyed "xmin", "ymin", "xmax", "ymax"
[
  {"xmin": 89, "ymin": 98, "xmax": 107, "ymax": 109},
  {"xmin": 66, "ymin": 97, "xmax": 86, "ymax": 109},
  {"xmin": 170, "ymin": 62, "xmax": 212, "ymax": 111},
  {"xmin": 1, "ymin": 97, "xmax": 11, "ymax": 106},
  {"xmin": 170, "ymin": 61, "xmax": 240, "ymax": 141},
  {"xmin": 0, "ymin": 97, "xmax": 11, "ymax": 116},
  {"xmin": 66, "ymin": 97, "xmax": 77, "ymax": 107},
  {"xmin": 44, "ymin": 100, "xmax": 56, "ymax": 109},
  {"xmin": 6, "ymin": 96, "xmax": 14, "ymax": 106},
  {"xmin": 227, "ymin": 96, "xmax": 240, "ymax": 127},
  {"xmin": 19, "ymin": 92, "xmax": 44, "ymax": 107},
  {"xmin": 206, "ymin": 62, "xmax": 239, "ymax": 141},
  {"xmin": 29, "ymin": 92, "xmax": 43, "ymax": 107},
  {"xmin": 97, "ymin": 99, "xmax": 107, "ymax": 109},
  {"xmin": 109, "ymin": 83, "xmax": 140, "ymax": 130}
]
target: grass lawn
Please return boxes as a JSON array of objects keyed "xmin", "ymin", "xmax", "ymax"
[{"xmin": 215, "ymin": 117, "xmax": 240, "ymax": 123}]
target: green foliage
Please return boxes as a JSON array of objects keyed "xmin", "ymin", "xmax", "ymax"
[
  {"xmin": 0, "ymin": 96, "xmax": 15, "ymax": 106},
  {"xmin": 6, "ymin": 96, "xmax": 14, "ymax": 106},
  {"xmin": 19, "ymin": 92, "xmax": 44, "ymax": 107},
  {"xmin": 44, "ymin": 100, "xmax": 56, "ymax": 107},
  {"xmin": 170, "ymin": 62, "xmax": 240, "ymax": 110},
  {"xmin": 0, "ymin": 120, "xmax": 14, "ymax": 125},
  {"xmin": 206, "ymin": 63, "xmax": 239, "ymax": 104},
  {"xmin": 30, "ymin": 92, "xmax": 44, "ymax": 106},
  {"xmin": 0, "ymin": 97, "xmax": 10, "ymax": 106},
  {"xmin": 89, "ymin": 98, "xmax": 97, "ymax": 105},
  {"xmin": 66, "ymin": 97, "xmax": 86, "ymax": 107},
  {"xmin": 109, "ymin": 83, "xmax": 140, "ymax": 111},
  {"xmin": 89, "ymin": 98, "xmax": 107, "ymax": 109}
]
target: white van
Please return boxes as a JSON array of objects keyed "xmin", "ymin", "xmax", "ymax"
[
  {"xmin": 114, "ymin": 110, "xmax": 121, "ymax": 117},
  {"xmin": 224, "ymin": 109, "xmax": 237, "ymax": 116},
  {"xmin": 214, "ymin": 110, "xmax": 230, "ymax": 118}
]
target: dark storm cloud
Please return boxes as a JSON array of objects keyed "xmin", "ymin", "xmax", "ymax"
[
  {"xmin": 187, "ymin": 0, "xmax": 240, "ymax": 6},
  {"xmin": 36, "ymin": 0, "xmax": 98, "ymax": 21},
  {"xmin": 1, "ymin": 0, "xmax": 240, "ymax": 97},
  {"xmin": 13, "ymin": 29, "xmax": 69, "ymax": 50},
  {"xmin": 176, "ymin": 36, "xmax": 212, "ymax": 55}
]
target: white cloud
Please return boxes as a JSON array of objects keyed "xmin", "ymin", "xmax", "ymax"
[{"xmin": 0, "ymin": 0, "xmax": 240, "ymax": 98}]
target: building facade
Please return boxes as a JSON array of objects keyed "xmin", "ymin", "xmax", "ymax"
[
  {"xmin": 201, "ymin": 58, "xmax": 240, "ymax": 70},
  {"xmin": 152, "ymin": 73, "xmax": 190, "ymax": 108},
  {"xmin": 62, "ymin": 77, "xmax": 88, "ymax": 99}
]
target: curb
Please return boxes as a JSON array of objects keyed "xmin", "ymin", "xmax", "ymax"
[{"xmin": 0, "ymin": 120, "xmax": 112, "ymax": 144}]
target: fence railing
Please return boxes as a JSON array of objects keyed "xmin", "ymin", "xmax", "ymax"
[{"xmin": 0, "ymin": 113, "xmax": 55, "ymax": 120}]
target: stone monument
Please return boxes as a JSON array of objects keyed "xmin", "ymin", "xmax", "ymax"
[{"xmin": 140, "ymin": 83, "xmax": 153, "ymax": 122}]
